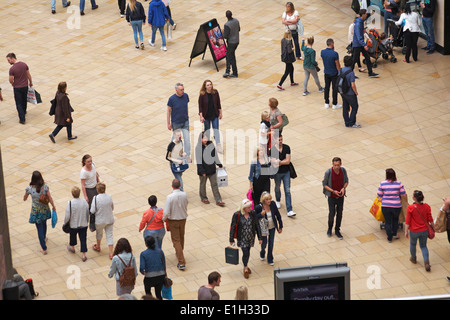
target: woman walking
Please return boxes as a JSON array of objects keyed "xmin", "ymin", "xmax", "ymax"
[
  {"xmin": 24, "ymin": 171, "xmax": 56, "ymax": 255},
  {"xmin": 126, "ymin": 0, "xmax": 146, "ymax": 50},
  {"xmin": 277, "ymin": 30, "xmax": 298, "ymax": 91},
  {"xmin": 405, "ymin": 190, "xmax": 434, "ymax": 272},
  {"xmin": 255, "ymin": 192, "xmax": 283, "ymax": 266},
  {"xmin": 301, "ymin": 36, "xmax": 324, "ymax": 96},
  {"xmin": 248, "ymin": 146, "xmax": 271, "ymax": 207},
  {"xmin": 90, "ymin": 182, "xmax": 115, "ymax": 259},
  {"xmin": 198, "ymin": 80, "xmax": 223, "ymax": 153},
  {"xmin": 48, "ymin": 82, "xmax": 77, "ymax": 143},
  {"xmin": 80, "ymin": 154, "xmax": 99, "ymax": 209},
  {"xmin": 140, "ymin": 236, "xmax": 167, "ymax": 300},
  {"xmin": 65, "ymin": 186, "xmax": 89, "ymax": 262},
  {"xmin": 377, "ymin": 168, "xmax": 408, "ymax": 242},
  {"xmin": 108, "ymin": 238, "xmax": 138, "ymax": 296},
  {"xmin": 395, "ymin": 3, "xmax": 421, "ymax": 63},
  {"xmin": 229, "ymin": 199, "xmax": 262, "ymax": 279},
  {"xmin": 166, "ymin": 129, "xmax": 188, "ymax": 191},
  {"xmin": 139, "ymin": 195, "xmax": 166, "ymax": 248}
]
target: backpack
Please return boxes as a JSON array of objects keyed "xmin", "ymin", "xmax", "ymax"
[
  {"xmin": 118, "ymin": 254, "xmax": 136, "ymax": 287},
  {"xmin": 337, "ymin": 69, "xmax": 353, "ymax": 95}
]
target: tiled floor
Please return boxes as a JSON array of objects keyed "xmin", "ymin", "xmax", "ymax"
[{"xmin": 1, "ymin": 0, "xmax": 449, "ymax": 300}]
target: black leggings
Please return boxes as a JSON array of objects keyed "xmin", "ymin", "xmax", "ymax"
[
  {"xmin": 279, "ymin": 62, "xmax": 294, "ymax": 86},
  {"xmin": 144, "ymin": 275, "xmax": 165, "ymax": 300}
]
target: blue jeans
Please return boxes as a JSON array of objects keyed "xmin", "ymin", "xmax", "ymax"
[
  {"xmin": 384, "ymin": 10, "xmax": 395, "ymax": 35},
  {"xmin": 203, "ymin": 117, "xmax": 220, "ymax": 143},
  {"xmin": 151, "ymin": 25, "xmax": 166, "ymax": 46},
  {"xmin": 80, "ymin": 0, "xmax": 96, "ymax": 11},
  {"xmin": 422, "ymin": 17, "xmax": 435, "ymax": 50},
  {"xmin": 172, "ymin": 120, "xmax": 190, "ymax": 156},
  {"xmin": 130, "ymin": 20, "xmax": 144, "ymax": 45},
  {"xmin": 51, "ymin": 0, "xmax": 68, "ymax": 10},
  {"xmin": 409, "ymin": 230, "xmax": 429, "ymax": 261},
  {"xmin": 172, "ymin": 170, "xmax": 184, "ymax": 191},
  {"xmin": 260, "ymin": 228, "xmax": 276, "ymax": 264},
  {"xmin": 35, "ymin": 221, "xmax": 48, "ymax": 251},
  {"xmin": 274, "ymin": 171, "xmax": 292, "ymax": 212},
  {"xmin": 144, "ymin": 228, "xmax": 166, "ymax": 249}
]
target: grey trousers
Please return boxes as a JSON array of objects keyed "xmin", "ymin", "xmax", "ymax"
[
  {"xmin": 303, "ymin": 67, "xmax": 321, "ymax": 92},
  {"xmin": 199, "ymin": 173, "xmax": 222, "ymax": 203}
]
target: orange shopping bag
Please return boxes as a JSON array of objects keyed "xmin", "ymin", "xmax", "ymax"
[{"xmin": 370, "ymin": 197, "xmax": 385, "ymax": 222}]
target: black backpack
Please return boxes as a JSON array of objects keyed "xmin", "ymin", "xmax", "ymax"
[{"xmin": 337, "ymin": 69, "xmax": 353, "ymax": 95}]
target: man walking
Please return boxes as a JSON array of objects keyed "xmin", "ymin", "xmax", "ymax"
[
  {"xmin": 352, "ymin": 9, "xmax": 379, "ymax": 78},
  {"xmin": 198, "ymin": 271, "xmax": 221, "ymax": 300},
  {"xmin": 163, "ymin": 179, "xmax": 188, "ymax": 270},
  {"xmin": 321, "ymin": 38, "xmax": 341, "ymax": 110},
  {"xmin": 7, "ymin": 53, "xmax": 33, "ymax": 124},
  {"xmin": 167, "ymin": 83, "xmax": 191, "ymax": 160},
  {"xmin": 223, "ymin": 10, "xmax": 240, "ymax": 78},
  {"xmin": 322, "ymin": 157, "xmax": 348, "ymax": 239}
]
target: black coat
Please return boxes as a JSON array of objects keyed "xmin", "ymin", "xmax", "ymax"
[
  {"xmin": 254, "ymin": 201, "xmax": 283, "ymax": 231},
  {"xmin": 229, "ymin": 210, "xmax": 262, "ymax": 244},
  {"xmin": 196, "ymin": 141, "xmax": 222, "ymax": 176}
]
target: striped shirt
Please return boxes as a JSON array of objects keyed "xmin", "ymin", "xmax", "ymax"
[{"xmin": 377, "ymin": 180, "xmax": 406, "ymax": 208}]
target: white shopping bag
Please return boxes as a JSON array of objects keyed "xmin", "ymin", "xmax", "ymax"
[
  {"xmin": 27, "ymin": 87, "xmax": 37, "ymax": 104},
  {"xmin": 217, "ymin": 167, "xmax": 228, "ymax": 188}
]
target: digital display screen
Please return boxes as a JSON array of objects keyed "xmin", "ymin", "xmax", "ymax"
[{"xmin": 284, "ymin": 277, "xmax": 345, "ymax": 300}]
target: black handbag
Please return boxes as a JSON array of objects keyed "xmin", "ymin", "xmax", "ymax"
[
  {"xmin": 289, "ymin": 162, "xmax": 297, "ymax": 179},
  {"xmin": 62, "ymin": 201, "xmax": 71, "ymax": 233},
  {"xmin": 225, "ymin": 246, "xmax": 239, "ymax": 265},
  {"xmin": 89, "ymin": 196, "xmax": 97, "ymax": 232}
]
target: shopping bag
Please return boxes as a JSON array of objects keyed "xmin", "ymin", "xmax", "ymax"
[
  {"xmin": 370, "ymin": 197, "xmax": 385, "ymax": 222},
  {"xmin": 162, "ymin": 282, "xmax": 173, "ymax": 300},
  {"xmin": 225, "ymin": 246, "xmax": 239, "ymax": 265},
  {"xmin": 246, "ymin": 189, "xmax": 254, "ymax": 210},
  {"xmin": 51, "ymin": 209, "xmax": 58, "ymax": 228},
  {"xmin": 434, "ymin": 208, "xmax": 447, "ymax": 233},
  {"xmin": 27, "ymin": 87, "xmax": 37, "ymax": 104},
  {"xmin": 217, "ymin": 167, "xmax": 228, "ymax": 187}
]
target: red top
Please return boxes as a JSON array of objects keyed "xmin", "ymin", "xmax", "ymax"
[
  {"xmin": 330, "ymin": 168, "xmax": 344, "ymax": 198},
  {"xmin": 9, "ymin": 61, "xmax": 29, "ymax": 88},
  {"xmin": 406, "ymin": 203, "xmax": 433, "ymax": 233},
  {"xmin": 139, "ymin": 207, "xmax": 165, "ymax": 231}
]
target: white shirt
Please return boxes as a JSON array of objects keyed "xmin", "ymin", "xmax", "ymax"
[
  {"xmin": 396, "ymin": 12, "xmax": 421, "ymax": 33},
  {"xmin": 80, "ymin": 163, "xmax": 97, "ymax": 188},
  {"xmin": 282, "ymin": 10, "xmax": 299, "ymax": 31}
]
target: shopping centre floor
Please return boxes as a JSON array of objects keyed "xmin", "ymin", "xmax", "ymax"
[{"xmin": 1, "ymin": 0, "xmax": 449, "ymax": 300}]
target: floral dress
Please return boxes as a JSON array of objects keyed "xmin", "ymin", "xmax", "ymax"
[
  {"xmin": 26, "ymin": 184, "xmax": 51, "ymax": 224},
  {"xmin": 238, "ymin": 214, "xmax": 258, "ymax": 248}
]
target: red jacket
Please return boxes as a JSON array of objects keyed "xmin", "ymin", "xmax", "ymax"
[{"xmin": 406, "ymin": 203, "xmax": 432, "ymax": 233}]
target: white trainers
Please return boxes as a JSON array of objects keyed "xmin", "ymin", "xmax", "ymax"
[
  {"xmin": 332, "ymin": 104, "xmax": 342, "ymax": 109},
  {"xmin": 161, "ymin": 46, "xmax": 167, "ymax": 51},
  {"xmin": 148, "ymin": 40, "xmax": 155, "ymax": 47},
  {"xmin": 216, "ymin": 143, "xmax": 223, "ymax": 154},
  {"xmin": 276, "ymin": 202, "xmax": 281, "ymax": 209},
  {"xmin": 287, "ymin": 211, "xmax": 296, "ymax": 217},
  {"xmin": 324, "ymin": 103, "xmax": 330, "ymax": 109}
]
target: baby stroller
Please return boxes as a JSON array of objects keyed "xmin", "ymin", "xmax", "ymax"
[
  {"xmin": 364, "ymin": 28, "xmax": 397, "ymax": 67},
  {"xmin": 387, "ymin": 18, "xmax": 406, "ymax": 54}
]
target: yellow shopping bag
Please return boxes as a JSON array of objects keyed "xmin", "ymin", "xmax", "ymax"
[{"xmin": 370, "ymin": 197, "xmax": 385, "ymax": 222}]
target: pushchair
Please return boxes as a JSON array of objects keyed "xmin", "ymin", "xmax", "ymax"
[
  {"xmin": 387, "ymin": 18, "xmax": 406, "ymax": 54},
  {"xmin": 364, "ymin": 28, "xmax": 397, "ymax": 67}
]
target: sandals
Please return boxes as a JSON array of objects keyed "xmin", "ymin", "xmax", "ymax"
[
  {"xmin": 92, "ymin": 244, "xmax": 101, "ymax": 252},
  {"xmin": 358, "ymin": 68, "xmax": 367, "ymax": 72}
]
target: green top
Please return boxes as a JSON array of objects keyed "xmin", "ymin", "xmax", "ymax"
[{"xmin": 301, "ymin": 40, "xmax": 318, "ymax": 69}]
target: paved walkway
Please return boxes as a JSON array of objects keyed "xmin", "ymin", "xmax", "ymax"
[{"xmin": 1, "ymin": 0, "xmax": 449, "ymax": 300}]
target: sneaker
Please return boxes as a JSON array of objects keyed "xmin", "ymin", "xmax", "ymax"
[
  {"xmin": 327, "ymin": 229, "xmax": 332, "ymax": 237},
  {"xmin": 223, "ymin": 73, "xmax": 230, "ymax": 78},
  {"xmin": 229, "ymin": 74, "xmax": 238, "ymax": 78},
  {"xmin": 148, "ymin": 40, "xmax": 155, "ymax": 47},
  {"xmin": 276, "ymin": 201, "xmax": 281, "ymax": 209},
  {"xmin": 63, "ymin": 1, "xmax": 71, "ymax": 7},
  {"xmin": 302, "ymin": 91, "xmax": 310, "ymax": 96},
  {"xmin": 172, "ymin": 23, "xmax": 177, "ymax": 30},
  {"xmin": 335, "ymin": 230, "xmax": 343, "ymax": 240},
  {"xmin": 80, "ymin": 10, "xmax": 85, "ymax": 15},
  {"xmin": 216, "ymin": 143, "xmax": 223, "ymax": 154},
  {"xmin": 161, "ymin": 46, "xmax": 167, "ymax": 51},
  {"xmin": 140, "ymin": 42, "xmax": 144, "ymax": 50},
  {"xmin": 318, "ymin": 87, "xmax": 325, "ymax": 93},
  {"xmin": 332, "ymin": 104, "xmax": 342, "ymax": 109},
  {"xmin": 290, "ymin": 82, "xmax": 299, "ymax": 86},
  {"xmin": 49, "ymin": 134, "xmax": 55, "ymax": 143},
  {"xmin": 421, "ymin": 46, "xmax": 429, "ymax": 50},
  {"xmin": 268, "ymin": 262, "xmax": 274, "ymax": 266},
  {"xmin": 369, "ymin": 73, "xmax": 379, "ymax": 78},
  {"xmin": 324, "ymin": 103, "xmax": 330, "ymax": 109},
  {"xmin": 120, "ymin": 14, "xmax": 126, "ymax": 18},
  {"xmin": 351, "ymin": 124, "xmax": 361, "ymax": 128},
  {"xmin": 260, "ymin": 256, "xmax": 265, "ymax": 261},
  {"xmin": 52, "ymin": 10, "xmax": 56, "ymax": 14},
  {"xmin": 287, "ymin": 211, "xmax": 296, "ymax": 217},
  {"xmin": 177, "ymin": 264, "xmax": 186, "ymax": 270},
  {"xmin": 68, "ymin": 136, "xmax": 78, "ymax": 141},
  {"xmin": 426, "ymin": 49, "xmax": 435, "ymax": 54},
  {"xmin": 92, "ymin": 4, "xmax": 98, "ymax": 10},
  {"xmin": 276, "ymin": 85, "xmax": 285, "ymax": 91}
]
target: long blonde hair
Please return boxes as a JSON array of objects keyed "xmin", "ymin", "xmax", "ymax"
[{"xmin": 129, "ymin": 0, "xmax": 136, "ymax": 12}]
